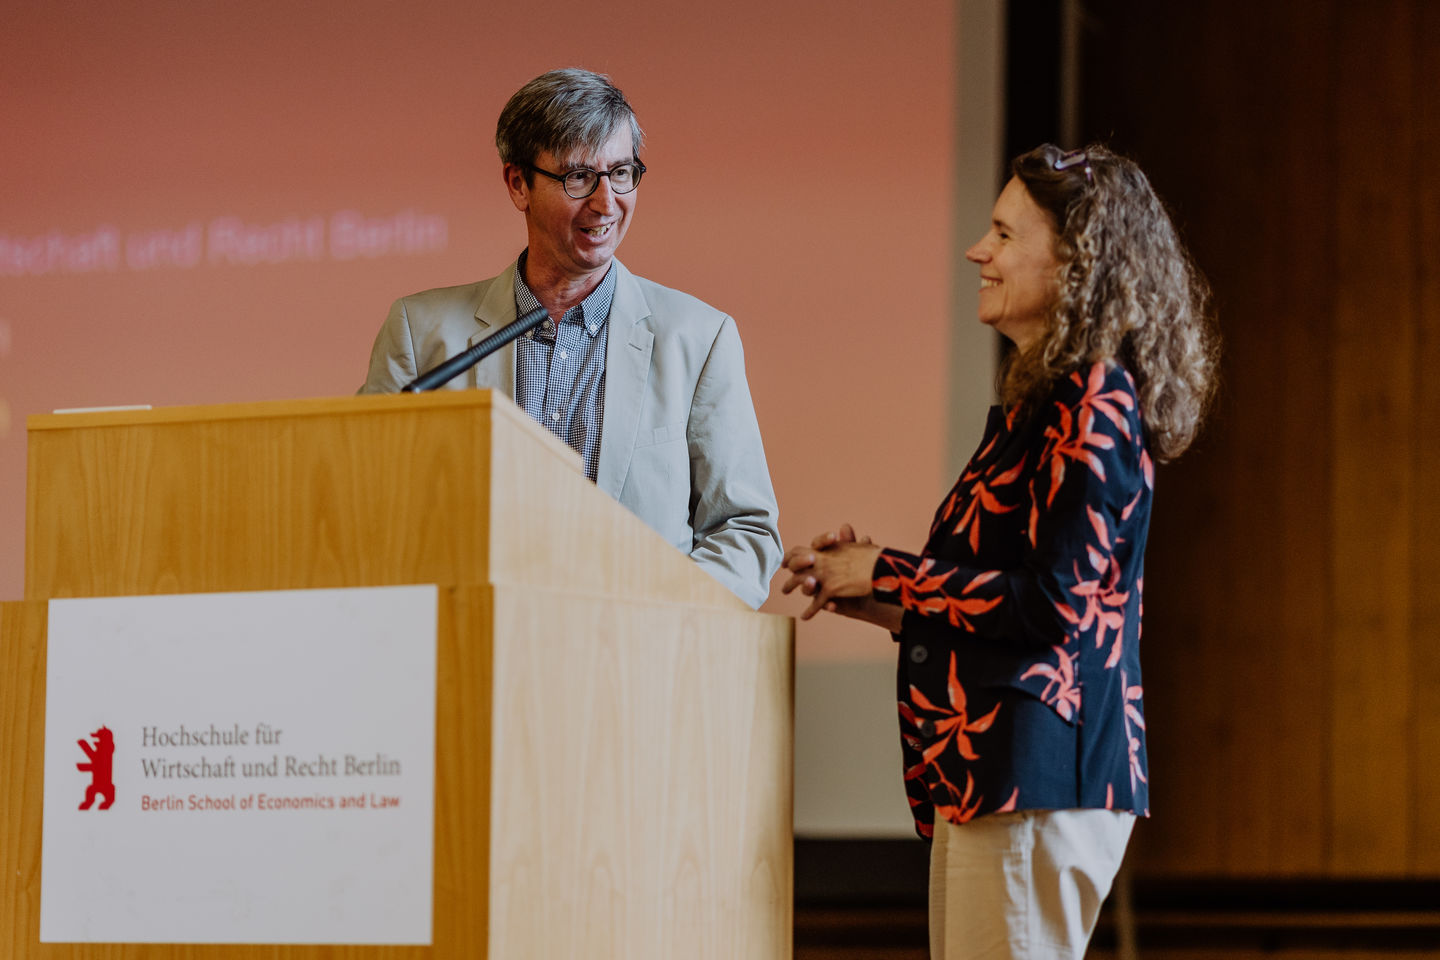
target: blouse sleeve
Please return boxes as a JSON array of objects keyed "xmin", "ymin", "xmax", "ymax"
[{"xmin": 872, "ymin": 363, "xmax": 1152, "ymax": 655}]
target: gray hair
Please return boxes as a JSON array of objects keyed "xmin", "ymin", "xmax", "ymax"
[{"xmin": 495, "ymin": 68, "xmax": 644, "ymax": 181}]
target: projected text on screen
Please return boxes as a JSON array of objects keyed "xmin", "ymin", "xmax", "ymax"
[{"xmin": 0, "ymin": 210, "xmax": 448, "ymax": 276}]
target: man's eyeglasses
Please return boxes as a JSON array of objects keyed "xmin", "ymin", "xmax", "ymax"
[{"xmin": 528, "ymin": 160, "xmax": 647, "ymax": 199}]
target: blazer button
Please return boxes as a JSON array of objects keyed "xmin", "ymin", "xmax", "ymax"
[{"xmin": 909, "ymin": 644, "xmax": 928, "ymax": 664}]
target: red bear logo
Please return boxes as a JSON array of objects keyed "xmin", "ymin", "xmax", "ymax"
[{"xmin": 77, "ymin": 726, "xmax": 115, "ymax": 810}]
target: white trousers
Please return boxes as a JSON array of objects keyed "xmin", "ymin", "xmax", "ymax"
[{"xmin": 929, "ymin": 809, "xmax": 1135, "ymax": 960}]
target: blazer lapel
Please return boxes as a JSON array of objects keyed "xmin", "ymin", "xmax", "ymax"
[
  {"xmin": 468, "ymin": 262, "xmax": 520, "ymax": 397},
  {"xmin": 596, "ymin": 261, "xmax": 653, "ymax": 498}
]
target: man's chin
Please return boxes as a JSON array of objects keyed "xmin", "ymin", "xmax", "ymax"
[{"xmin": 572, "ymin": 247, "xmax": 619, "ymax": 273}]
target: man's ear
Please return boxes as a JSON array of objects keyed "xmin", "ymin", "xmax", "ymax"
[{"xmin": 503, "ymin": 163, "xmax": 530, "ymax": 212}]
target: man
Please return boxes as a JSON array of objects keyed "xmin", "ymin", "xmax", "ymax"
[{"xmin": 360, "ymin": 68, "xmax": 781, "ymax": 608}]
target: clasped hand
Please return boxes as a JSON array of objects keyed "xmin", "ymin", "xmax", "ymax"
[{"xmin": 780, "ymin": 524, "xmax": 902, "ymax": 631}]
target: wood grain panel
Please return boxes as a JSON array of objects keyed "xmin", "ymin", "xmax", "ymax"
[
  {"xmin": 12, "ymin": 382, "xmax": 793, "ymax": 956},
  {"xmin": 1081, "ymin": 0, "xmax": 1440, "ymax": 879},
  {"xmin": 1267, "ymin": 0, "xmax": 1342, "ymax": 869},
  {"xmin": 1328, "ymin": 0, "xmax": 1417, "ymax": 875},
  {"xmin": 1249, "ymin": 0, "xmax": 1337, "ymax": 877},
  {"xmin": 1087, "ymin": 0, "xmax": 1343, "ymax": 878},
  {"xmin": 486, "ymin": 586, "xmax": 793, "ymax": 960},
  {"xmin": 26, "ymin": 394, "xmax": 493, "ymax": 599},
  {"xmin": 1079, "ymin": 0, "xmax": 1221, "ymax": 877},
  {"xmin": 5, "ymin": 586, "xmax": 789, "ymax": 959},
  {"xmin": 486, "ymin": 397, "xmax": 745, "ymax": 610},
  {"xmin": 1, "ymin": 601, "xmax": 48, "ymax": 960},
  {"xmin": 1202, "ymin": 0, "xmax": 1300, "ymax": 873},
  {"xmin": 25, "ymin": 392, "xmax": 744, "ymax": 610},
  {"xmin": 1410, "ymin": 0, "xmax": 1440, "ymax": 876},
  {"xmin": 430, "ymin": 587, "xmax": 492, "ymax": 956}
]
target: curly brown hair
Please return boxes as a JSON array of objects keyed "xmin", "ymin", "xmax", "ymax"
[{"xmin": 1003, "ymin": 143, "xmax": 1219, "ymax": 462}]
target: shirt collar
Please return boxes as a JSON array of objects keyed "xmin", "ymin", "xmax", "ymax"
[{"xmin": 513, "ymin": 250, "xmax": 617, "ymax": 341}]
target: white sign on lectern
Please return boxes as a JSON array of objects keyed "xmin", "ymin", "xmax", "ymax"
[{"xmin": 41, "ymin": 586, "xmax": 437, "ymax": 944}]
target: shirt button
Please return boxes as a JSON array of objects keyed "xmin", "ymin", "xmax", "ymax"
[
  {"xmin": 588, "ymin": 325, "xmax": 597, "ymax": 334},
  {"xmin": 549, "ymin": 411, "xmax": 560, "ymax": 422},
  {"xmin": 558, "ymin": 349, "xmax": 568, "ymax": 360},
  {"xmin": 909, "ymin": 644, "xmax": 928, "ymax": 664},
  {"xmin": 917, "ymin": 719, "xmax": 936, "ymax": 738}
]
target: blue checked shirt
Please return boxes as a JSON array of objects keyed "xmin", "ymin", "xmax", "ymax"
[{"xmin": 512, "ymin": 252, "xmax": 613, "ymax": 481}]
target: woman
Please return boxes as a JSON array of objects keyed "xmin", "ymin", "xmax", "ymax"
[{"xmin": 783, "ymin": 144, "xmax": 1217, "ymax": 959}]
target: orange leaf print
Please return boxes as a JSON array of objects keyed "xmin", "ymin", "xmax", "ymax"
[
  {"xmin": 1121, "ymin": 670, "xmax": 1147, "ymax": 791},
  {"xmin": 946, "ymin": 655, "xmax": 969, "ymax": 714},
  {"xmin": 963, "ymin": 570, "xmax": 1003, "ymax": 593},
  {"xmin": 1087, "ymin": 505, "xmax": 1111, "ymax": 550},
  {"xmin": 909, "ymin": 684, "xmax": 943, "ymax": 714},
  {"xmin": 1047, "ymin": 454, "xmax": 1067, "ymax": 508},
  {"xmin": 991, "ymin": 454, "xmax": 1028, "ymax": 486},
  {"xmin": 954, "ymin": 461, "xmax": 1022, "ymax": 554},
  {"xmin": 941, "ymin": 594, "xmax": 1003, "ymax": 631},
  {"xmin": 1019, "ymin": 645, "xmax": 1081, "ymax": 720},
  {"xmin": 1087, "ymin": 544, "xmax": 1109, "ymax": 573},
  {"xmin": 966, "ymin": 702, "xmax": 1001, "ymax": 734},
  {"xmin": 932, "ymin": 770, "xmax": 985, "ymax": 824},
  {"xmin": 901, "ymin": 654, "xmax": 1001, "ymax": 775}
]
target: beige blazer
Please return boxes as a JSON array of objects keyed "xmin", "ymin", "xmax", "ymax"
[{"xmin": 360, "ymin": 259, "xmax": 782, "ymax": 608}]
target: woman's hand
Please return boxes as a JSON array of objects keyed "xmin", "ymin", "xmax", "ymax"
[
  {"xmin": 782, "ymin": 523, "xmax": 871, "ymax": 599},
  {"xmin": 782, "ymin": 524, "xmax": 898, "ymax": 628},
  {"xmin": 821, "ymin": 592, "xmax": 905, "ymax": 631}
]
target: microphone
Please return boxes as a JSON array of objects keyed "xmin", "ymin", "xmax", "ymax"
[{"xmin": 401, "ymin": 305, "xmax": 551, "ymax": 393}]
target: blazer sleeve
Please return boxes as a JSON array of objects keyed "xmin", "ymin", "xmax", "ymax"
[
  {"xmin": 684, "ymin": 315, "xmax": 783, "ymax": 609},
  {"xmin": 359, "ymin": 297, "xmax": 419, "ymax": 394}
]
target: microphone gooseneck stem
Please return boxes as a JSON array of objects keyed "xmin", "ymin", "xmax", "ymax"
[{"xmin": 401, "ymin": 305, "xmax": 551, "ymax": 393}]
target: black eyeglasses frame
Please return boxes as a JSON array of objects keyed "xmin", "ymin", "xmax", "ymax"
[{"xmin": 527, "ymin": 160, "xmax": 647, "ymax": 199}]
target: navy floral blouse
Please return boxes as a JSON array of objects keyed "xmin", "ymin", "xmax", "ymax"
[{"xmin": 873, "ymin": 361, "xmax": 1152, "ymax": 839}]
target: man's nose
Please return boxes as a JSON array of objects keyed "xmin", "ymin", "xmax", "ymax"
[{"xmin": 588, "ymin": 176, "xmax": 618, "ymax": 211}]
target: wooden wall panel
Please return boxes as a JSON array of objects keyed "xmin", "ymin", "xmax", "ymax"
[
  {"xmin": 1090, "ymin": 0, "xmax": 1342, "ymax": 878},
  {"xmin": 1081, "ymin": 0, "xmax": 1439, "ymax": 878},
  {"xmin": 1329, "ymin": 0, "xmax": 1417, "ymax": 875},
  {"xmin": 1261, "ymin": 3, "xmax": 1340, "ymax": 879},
  {"xmin": 1411, "ymin": 0, "xmax": 1440, "ymax": 876}
]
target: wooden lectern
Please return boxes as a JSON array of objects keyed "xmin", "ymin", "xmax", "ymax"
[{"xmin": 1, "ymin": 391, "xmax": 794, "ymax": 959}]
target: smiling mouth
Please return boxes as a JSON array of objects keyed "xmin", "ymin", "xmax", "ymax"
[
  {"xmin": 980, "ymin": 277, "xmax": 1000, "ymax": 289},
  {"xmin": 580, "ymin": 224, "xmax": 613, "ymax": 239}
]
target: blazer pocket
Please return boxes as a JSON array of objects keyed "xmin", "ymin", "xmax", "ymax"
[
  {"xmin": 636, "ymin": 420, "xmax": 688, "ymax": 448},
  {"xmin": 981, "ymin": 661, "xmax": 1081, "ymax": 726}
]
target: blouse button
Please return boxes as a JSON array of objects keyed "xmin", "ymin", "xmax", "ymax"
[
  {"xmin": 917, "ymin": 719, "xmax": 936, "ymax": 738},
  {"xmin": 909, "ymin": 644, "xmax": 928, "ymax": 665}
]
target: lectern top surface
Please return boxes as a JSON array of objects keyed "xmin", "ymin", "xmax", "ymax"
[{"xmin": 28, "ymin": 389, "xmax": 508, "ymax": 431}]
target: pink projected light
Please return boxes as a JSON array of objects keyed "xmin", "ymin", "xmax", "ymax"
[{"xmin": 1, "ymin": 1, "xmax": 957, "ymax": 666}]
